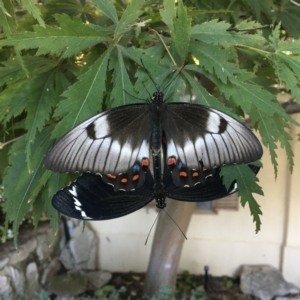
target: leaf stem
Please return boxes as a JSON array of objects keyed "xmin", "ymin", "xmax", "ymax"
[
  {"xmin": 0, "ymin": 134, "xmax": 26, "ymax": 149},
  {"xmin": 149, "ymin": 28, "xmax": 177, "ymax": 66},
  {"xmin": 234, "ymin": 44, "xmax": 271, "ymax": 56}
]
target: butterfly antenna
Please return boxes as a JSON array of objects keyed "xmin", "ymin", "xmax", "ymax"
[
  {"xmin": 163, "ymin": 208, "xmax": 188, "ymax": 240},
  {"xmin": 140, "ymin": 59, "xmax": 160, "ymax": 92},
  {"xmin": 145, "ymin": 209, "xmax": 161, "ymax": 245},
  {"xmin": 162, "ymin": 63, "xmax": 187, "ymax": 93},
  {"xmin": 143, "ymin": 82, "xmax": 152, "ymax": 101},
  {"xmin": 123, "ymin": 89, "xmax": 148, "ymax": 103}
]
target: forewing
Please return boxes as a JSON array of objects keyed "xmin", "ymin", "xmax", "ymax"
[
  {"xmin": 163, "ymin": 103, "xmax": 263, "ymax": 171},
  {"xmin": 52, "ymin": 171, "xmax": 155, "ymax": 220},
  {"xmin": 46, "ymin": 104, "xmax": 152, "ymax": 175},
  {"xmin": 165, "ymin": 164, "xmax": 260, "ymax": 202}
]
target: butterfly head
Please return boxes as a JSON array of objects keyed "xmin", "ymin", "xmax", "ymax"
[{"xmin": 152, "ymin": 91, "xmax": 164, "ymax": 105}]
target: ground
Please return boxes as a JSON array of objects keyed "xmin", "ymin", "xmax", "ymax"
[{"xmin": 100, "ymin": 271, "xmax": 261, "ymax": 299}]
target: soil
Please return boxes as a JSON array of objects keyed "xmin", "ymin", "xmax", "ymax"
[{"xmin": 104, "ymin": 271, "xmax": 261, "ymax": 300}]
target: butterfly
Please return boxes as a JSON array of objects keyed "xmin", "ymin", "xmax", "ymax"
[{"xmin": 46, "ymin": 87, "xmax": 263, "ymax": 220}]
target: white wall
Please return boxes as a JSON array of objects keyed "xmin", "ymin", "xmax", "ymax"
[{"xmin": 89, "ymin": 113, "xmax": 300, "ymax": 286}]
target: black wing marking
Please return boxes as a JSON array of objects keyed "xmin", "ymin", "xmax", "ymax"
[
  {"xmin": 52, "ymin": 171, "xmax": 155, "ymax": 220},
  {"xmin": 46, "ymin": 104, "xmax": 152, "ymax": 175},
  {"xmin": 163, "ymin": 103, "xmax": 263, "ymax": 170},
  {"xmin": 164, "ymin": 164, "xmax": 260, "ymax": 202}
]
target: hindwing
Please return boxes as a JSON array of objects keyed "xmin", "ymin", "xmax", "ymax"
[
  {"xmin": 164, "ymin": 164, "xmax": 260, "ymax": 202},
  {"xmin": 52, "ymin": 171, "xmax": 155, "ymax": 220}
]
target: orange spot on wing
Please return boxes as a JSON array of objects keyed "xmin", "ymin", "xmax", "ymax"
[
  {"xmin": 179, "ymin": 171, "xmax": 187, "ymax": 177},
  {"xmin": 121, "ymin": 178, "xmax": 128, "ymax": 183},
  {"xmin": 192, "ymin": 172, "xmax": 199, "ymax": 177},
  {"xmin": 132, "ymin": 174, "xmax": 139, "ymax": 181},
  {"xmin": 107, "ymin": 174, "xmax": 116, "ymax": 179}
]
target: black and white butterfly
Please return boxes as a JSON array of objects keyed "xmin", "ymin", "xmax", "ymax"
[{"xmin": 46, "ymin": 88, "xmax": 263, "ymax": 220}]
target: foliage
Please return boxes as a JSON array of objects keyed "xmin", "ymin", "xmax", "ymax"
[
  {"xmin": 2, "ymin": 289, "xmax": 51, "ymax": 300},
  {"xmin": 0, "ymin": 0, "xmax": 299, "ymax": 241},
  {"xmin": 80, "ymin": 284, "xmax": 206, "ymax": 300}
]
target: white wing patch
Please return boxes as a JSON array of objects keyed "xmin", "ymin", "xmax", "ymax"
[
  {"xmin": 138, "ymin": 139, "xmax": 149, "ymax": 162},
  {"xmin": 93, "ymin": 115, "xmax": 110, "ymax": 138},
  {"xmin": 118, "ymin": 142, "xmax": 133, "ymax": 171},
  {"xmin": 183, "ymin": 139, "xmax": 198, "ymax": 168},
  {"xmin": 69, "ymin": 186, "xmax": 92, "ymax": 220},
  {"xmin": 69, "ymin": 186, "xmax": 78, "ymax": 197},
  {"xmin": 206, "ymin": 111, "xmax": 222, "ymax": 133}
]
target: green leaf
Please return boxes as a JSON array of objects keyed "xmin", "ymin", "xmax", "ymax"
[
  {"xmin": 220, "ymin": 72, "xmax": 298, "ymax": 125},
  {"xmin": 189, "ymin": 41, "xmax": 238, "ymax": 83},
  {"xmin": 274, "ymin": 4, "xmax": 300, "ymax": 38},
  {"xmin": 0, "ymin": 56, "xmax": 53, "ymax": 86},
  {"xmin": 251, "ymin": 109, "xmax": 294, "ymax": 176},
  {"xmin": 114, "ymin": 0, "xmax": 144, "ymax": 38},
  {"xmin": 0, "ymin": 14, "xmax": 111, "ymax": 58},
  {"xmin": 52, "ymin": 47, "xmax": 112, "ymax": 139},
  {"xmin": 220, "ymin": 164, "xmax": 263, "ymax": 233},
  {"xmin": 0, "ymin": 79, "xmax": 35, "ymax": 124},
  {"xmin": 25, "ymin": 70, "xmax": 57, "ymax": 168},
  {"xmin": 40, "ymin": 0, "xmax": 83, "ymax": 22},
  {"xmin": 44, "ymin": 173, "xmax": 68, "ymax": 242},
  {"xmin": 277, "ymin": 54, "xmax": 300, "ymax": 104},
  {"xmin": 191, "ymin": 19, "xmax": 265, "ymax": 47},
  {"xmin": 183, "ymin": 66, "xmax": 238, "ymax": 117},
  {"xmin": 160, "ymin": 0, "xmax": 175, "ymax": 35},
  {"xmin": 0, "ymin": 0, "xmax": 15, "ymax": 37},
  {"xmin": 110, "ymin": 47, "xmax": 135, "ymax": 107},
  {"xmin": 93, "ymin": 0, "xmax": 118, "ymax": 25},
  {"xmin": 242, "ymin": 0, "xmax": 272, "ymax": 20},
  {"xmin": 21, "ymin": 0, "xmax": 45, "ymax": 27},
  {"xmin": 278, "ymin": 39, "xmax": 300, "ymax": 55},
  {"xmin": 3, "ymin": 128, "xmax": 52, "ymax": 245},
  {"xmin": 172, "ymin": 0, "xmax": 191, "ymax": 63}
]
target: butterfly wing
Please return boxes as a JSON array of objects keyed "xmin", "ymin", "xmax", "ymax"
[
  {"xmin": 164, "ymin": 164, "xmax": 260, "ymax": 202},
  {"xmin": 163, "ymin": 103, "xmax": 262, "ymax": 187},
  {"xmin": 46, "ymin": 104, "xmax": 152, "ymax": 177},
  {"xmin": 52, "ymin": 171, "xmax": 155, "ymax": 220}
]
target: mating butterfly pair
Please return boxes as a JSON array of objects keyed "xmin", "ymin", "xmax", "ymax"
[{"xmin": 46, "ymin": 88, "xmax": 263, "ymax": 220}]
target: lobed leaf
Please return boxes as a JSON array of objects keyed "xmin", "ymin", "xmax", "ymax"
[
  {"xmin": 183, "ymin": 65, "xmax": 239, "ymax": 117},
  {"xmin": 25, "ymin": 70, "xmax": 57, "ymax": 168},
  {"xmin": 189, "ymin": 41, "xmax": 238, "ymax": 83},
  {"xmin": 220, "ymin": 164, "xmax": 263, "ymax": 233},
  {"xmin": 0, "ymin": 14, "xmax": 111, "ymax": 58},
  {"xmin": 160, "ymin": 0, "xmax": 175, "ymax": 35},
  {"xmin": 114, "ymin": 0, "xmax": 144, "ymax": 38},
  {"xmin": 276, "ymin": 54, "xmax": 300, "ymax": 104},
  {"xmin": 51, "ymin": 47, "xmax": 112, "ymax": 139},
  {"xmin": 0, "ymin": 0, "xmax": 15, "ymax": 37},
  {"xmin": 3, "ymin": 128, "xmax": 52, "ymax": 245},
  {"xmin": 0, "ymin": 56, "xmax": 54, "ymax": 87},
  {"xmin": 93, "ymin": 0, "xmax": 119, "ymax": 25},
  {"xmin": 21, "ymin": 0, "xmax": 45, "ymax": 27},
  {"xmin": 172, "ymin": 0, "xmax": 191, "ymax": 63},
  {"xmin": 110, "ymin": 47, "xmax": 135, "ymax": 107},
  {"xmin": 191, "ymin": 19, "xmax": 265, "ymax": 48}
]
